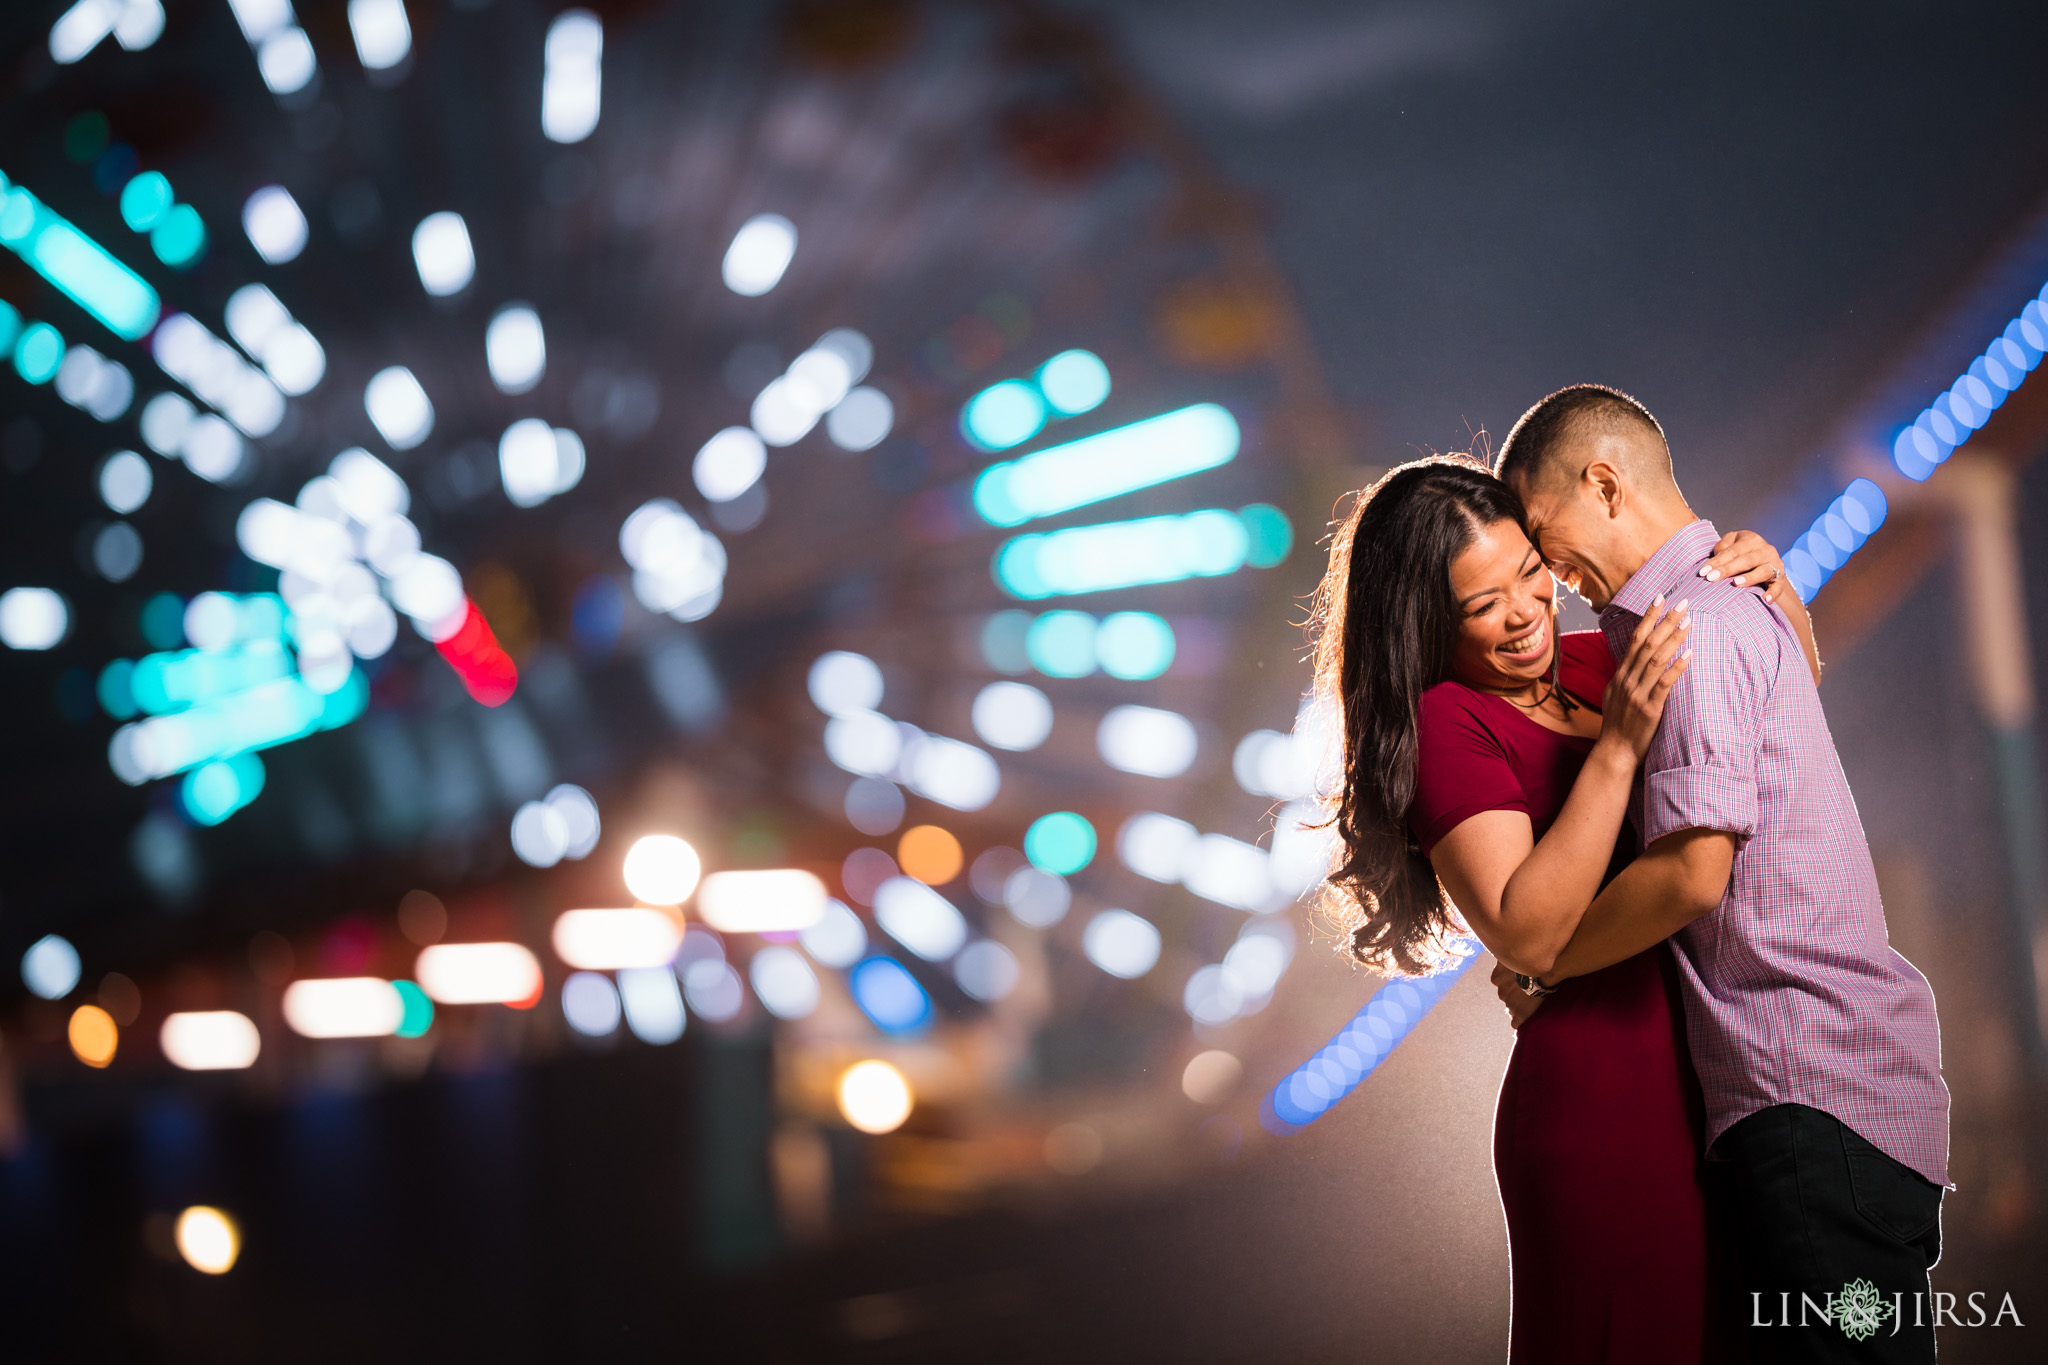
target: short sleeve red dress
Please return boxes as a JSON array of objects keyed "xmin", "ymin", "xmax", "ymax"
[{"xmin": 1410, "ymin": 631, "xmax": 1734, "ymax": 1364}]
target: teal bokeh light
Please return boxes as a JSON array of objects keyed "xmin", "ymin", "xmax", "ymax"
[
  {"xmin": 119, "ymin": 171, "xmax": 173, "ymax": 232},
  {"xmin": 1095, "ymin": 611, "xmax": 1175, "ymax": 680},
  {"xmin": 993, "ymin": 507, "xmax": 1262, "ymax": 599},
  {"xmin": 393, "ymin": 980, "xmax": 435, "ymax": 1038},
  {"xmin": 180, "ymin": 752, "xmax": 266, "ymax": 825},
  {"xmin": 1024, "ymin": 610, "xmax": 1097, "ymax": 678},
  {"xmin": 12, "ymin": 321, "xmax": 65, "ymax": 384},
  {"xmin": 150, "ymin": 203, "xmax": 206, "ymax": 269},
  {"xmin": 0, "ymin": 178, "xmax": 161, "ymax": 339},
  {"xmin": 961, "ymin": 379, "xmax": 1047, "ymax": 452},
  {"xmin": 1239, "ymin": 503, "xmax": 1293, "ymax": 567},
  {"xmin": 1035, "ymin": 349, "xmax": 1110, "ymax": 415},
  {"xmin": 973, "ymin": 403, "xmax": 1240, "ymax": 528},
  {"xmin": 1024, "ymin": 811, "xmax": 1096, "ymax": 876}
]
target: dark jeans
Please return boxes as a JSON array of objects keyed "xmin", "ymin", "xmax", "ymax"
[{"xmin": 1709, "ymin": 1103, "xmax": 1945, "ymax": 1363}]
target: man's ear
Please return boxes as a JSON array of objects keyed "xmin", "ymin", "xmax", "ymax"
[{"xmin": 1583, "ymin": 458, "xmax": 1626, "ymax": 519}]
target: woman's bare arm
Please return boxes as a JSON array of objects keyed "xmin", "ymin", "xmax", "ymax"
[{"xmin": 1429, "ymin": 603, "xmax": 1691, "ymax": 977}]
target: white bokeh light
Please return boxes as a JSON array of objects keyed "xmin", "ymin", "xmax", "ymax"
[
  {"xmin": 692, "ymin": 426, "xmax": 768, "ymax": 502},
  {"xmin": 1097, "ymin": 705, "xmax": 1198, "ymax": 778},
  {"xmin": 485, "ymin": 305, "xmax": 546, "ymax": 394},
  {"xmin": 825, "ymin": 386, "xmax": 894, "ymax": 451},
  {"xmin": 347, "ymin": 0, "xmax": 411, "ymax": 71},
  {"xmin": 542, "ymin": 10, "xmax": 603, "ymax": 143},
  {"xmin": 364, "ymin": 366, "xmax": 434, "ymax": 449},
  {"xmin": 0, "ymin": 588, "xmax": 70, "ymax": 651},
  {"xmin": 411, "ymin": 211, "xmax": 474, "ymax": 296},
  {"xmin": 1083, "ymin": 909, "xmax": 1161, "ymax": 979},
  {"xmin": 622, "ymin": 834, "xmax": 701, "ymax": 905},
  {"xmin": 750, "ymin": 946, "xmax": 820, "ymax": 1020},
  {"xmin": 98, "ymin": 451, "xmax": 152, "ymax": 514},
  {"xmin": 722, "ymin": 213, "xmax": 796, "ymax": 296},
  {"xmin": 561, "ymin": 971, "xmax": 622, "ymax": 1037},
  {"xmin": 21, "ymin": 933, "xmax": 81, "ymax": 998},
  {"xmin": 873, "ymin": 876, "xmax": 969, "ymax": 962},
  {"xmin": 800, "ymin": 898, "xmax": 867, "ymax": 969},
  {"xmin": 953, "ymin": 939, "xmax": 1019, "ymax": 1002},
  {"xmin": 971, "ymin": 681, "xmax": 1053, "ymax": 752},
  {"xmin": 241, "ymin": 185, "xmax": 308, "ymax": 264}
]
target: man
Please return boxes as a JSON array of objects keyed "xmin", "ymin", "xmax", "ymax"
[{"xmin": 1496, "ymin": 384, "xmax": 1950, "ymax": 1363}]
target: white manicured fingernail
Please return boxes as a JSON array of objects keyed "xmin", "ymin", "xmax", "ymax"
[{"xmin": 1731, "ymin": 576, "xmax": 1745, "ymax": 586}]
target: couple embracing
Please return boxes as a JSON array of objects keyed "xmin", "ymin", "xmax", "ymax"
[{"xmin": 1312, "ymin": 385, "xmax": 1950, "ymax": 1362}]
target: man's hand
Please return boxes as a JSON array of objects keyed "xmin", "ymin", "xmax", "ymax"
[{"xmin": 1491, "ymin": 961, "xmax": 1545, "ymax": 1030}]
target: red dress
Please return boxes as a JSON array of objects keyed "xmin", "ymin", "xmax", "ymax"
[{"xmin": 1410, "ymin": 631, "xmax": 1733, "ymax": 1364}]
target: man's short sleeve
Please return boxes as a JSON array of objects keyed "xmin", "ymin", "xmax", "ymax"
[{"xmin": 1640, "ymin": 609, "xmax": 1772, "ymax": 845}]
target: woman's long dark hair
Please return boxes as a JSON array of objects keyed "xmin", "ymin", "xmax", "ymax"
[{"xmin": 1309, "ymin": 455, "xmax": 1532, "ymax": 976}]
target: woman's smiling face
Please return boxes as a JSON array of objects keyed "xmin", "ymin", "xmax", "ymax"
[{"xmin": 1447, "ymin": 517, "xmax": 1557, "ymax": 692}]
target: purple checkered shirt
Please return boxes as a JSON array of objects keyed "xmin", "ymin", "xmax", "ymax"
[{"xmin": 1601, "ymin": 520, "xmax": 1950, "ymax": 1187}]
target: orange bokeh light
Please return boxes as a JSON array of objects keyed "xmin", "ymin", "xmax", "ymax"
[
  {"xmin": 69, "ymin": 1004, "xmax": 118, "ymax": 1068},
  {"xmin": 897, "ymin": 824, "xmax": 963, "ymax": 886}
]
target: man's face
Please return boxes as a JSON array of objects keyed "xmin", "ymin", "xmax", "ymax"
[{"xmin": 1511, "ymin": 460, "xmax": 1627, "ymax": 611}]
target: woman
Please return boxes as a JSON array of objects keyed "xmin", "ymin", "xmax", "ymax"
[{"xmin": 1311, "ymin": 455, "xmax": 1788, "ymax": 1362}]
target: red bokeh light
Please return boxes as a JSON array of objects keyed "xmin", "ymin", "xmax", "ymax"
[{"xmin": 435, "ymin": 600, "xmax": 518, "ymax": 707}]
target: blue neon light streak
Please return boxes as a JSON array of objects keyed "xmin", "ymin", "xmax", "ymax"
[
  {"xmin": 1889, "ymin": 291, "xmax": 2046, "ymax": 484},
  {"xmin": 973, "ymin": 403, "xmax": 1241, "ymax": 527},
  {"xmin": 1260, "ymin": 941, "xmax": 1481, "ymax": 1135},
  {"xmin": 0, "ymin": 172, "xmax": 161, "ymax": 340}
]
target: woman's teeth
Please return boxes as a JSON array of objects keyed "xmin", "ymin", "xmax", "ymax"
[{"xmin": 1501, "ymin": 630, "xmax": 1543, "ymax": 656}]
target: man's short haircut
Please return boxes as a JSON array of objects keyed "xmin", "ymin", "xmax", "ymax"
[{"xmin": 1494, "ymin": 383, "xmax": 1673, "ymax": 493}]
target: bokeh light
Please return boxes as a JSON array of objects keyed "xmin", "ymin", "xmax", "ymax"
[
  {"xmin": 414, "ymin": 942, "xmax": 543, "ymax": 1005},
  {"xmin": 873, "ymin": 876, "xmax": 969, "ymax": 961},
  {"xmin": 1082, "ymin": 909, "xmax": 1161, "ymax": 979},
  {"xmin": 174, "ymin": 1206, "xmax": 241, "ymax": 1274},
  {"xmin": 69, "ymin": 1003, "xmax": 118, "ymax": 1067},
  {"xmin": 808, "ymin": 650, "xmax": 885, "ymax": 715},
  {"xmin": 622, "ymin": 834, "xmax": 702, "ymax": 905},
  {"xmin": 697, "ymin": 870, "xmax": 828, "ymax": 933},
  {"xmin": 1182, "ymin": 1050, "xmax": 1243, "ymax": 1105},
  {"xmin": 485, "ymin": 304, "xmax": 546, "ymax": 394},
  {"xmin": 953, "ymin": 939, "xmax": 1020, "ymax": 1002},
  {"xmin": 22, "ymin": 932, "xmax": 81, "ymax": 998},
  {"xmin": 722, "ymin": 213, "xmax": 796, "ymax": 296},
  {"xmin": 561, "ymin": 970, "xmax": 622, "ymax": 1037},
  {"xmin": 849, "ymin": 955, "xmax": 930, "ymax": 1034},
  {"xmin": 750, "ymin": 945, "xmax": 821, "ymax": 1020},
  {"xmin": 550, "ymin": 908, "xmax": 682, "ymax": 970},
  {"xmin": 1002, "ymin": 865, "xmax": 1071, "ymax": 928},
  {"xmin": 1024, "ymin": 812, "xmax": 1095, "ymax": 875},
  {"xmin": 1035, "ymin": 349, "xmax": 1111, "ymax": 415},
  {"xmin": 897, "ymin": 824, "xmax": 963, "ymax": 885},
  {"xmin": 159, "ymin": 1010, "xmax": 262, "ymax": 1070},
  {"xmin": 98, "ymin": 450, "xmax": 152, "ymax": 514},
  {"xmin": 961, "ymin": 379, "xmax": 1046, "ymax": 452},
  {"xmin": 973, "ymin": 403, "xmax": 1238, "ymax": 527},
  {"xmin": 799, "ymin": 899, "xmax": 868, "ymax": 969},
  {"xmin": 837, "ymin": 1058, "xmax": 914, "ymax": 1134},
  {"xmin": 971, "ymin": 681, "xmax": 1053, "ymax": 751},
  {"xmin": 619, "ymin": 965, "xmax": 687, "ymax": 1043},
  {"xmin": 1097, "ymin": 705, "xmax": 1198, "ymax": 778},
  {"xmin": 241, "ymin": 185, "xmax": 307, "ymax": 264},
  {"xmin": 411, "ymin": 211, "xmax": 473, "ymax": 295},
  {"xmin": 1095, "ymin": 612, "xmax": 1175, "ymax": 680}
]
